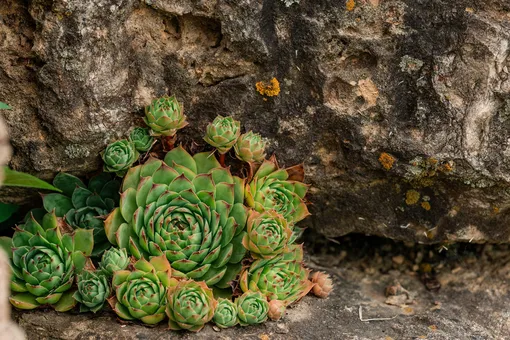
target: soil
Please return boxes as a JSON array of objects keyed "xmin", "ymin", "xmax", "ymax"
[{"xmin": 12, "ymin": 233, "xmax": 510, "ymax": 339}]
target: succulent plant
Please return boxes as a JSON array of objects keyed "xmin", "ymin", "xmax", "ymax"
[
  {"xmin": 245, "ymin": 156, "xmax": 310, "ymax": 226},
  {"xmin": 204, "ymin": 116, "xmax": 241, "ymax": 154},
  {"xmin": 268, "ymin": 299, "xmax": 286, "ymax": 321},
  {"xmin": 236, "ymin": 291, "xmax": 269, "ymax": 326},
  {"xmin": 166, "ymin": 279, "xmax": 217, "ymax": 332},
  {"xmin": 310, "ymin": 271, "xmax": 333, "ymax": 298},
  {"xmin": 6, "ymin": 212, "xmax": 93, "ymax": 311},
  {"xmin": 73, "ymin": 271, "xmax": 111, "ymax": 313},
  {"xmin": 144, "ymin": 95, "xmax": 188, "ymax": 137},
  {"xmin": 109, "ymin": 255, "xmax": 171, "ymax": 325},
  {"xmin": 234, "ymin": 131, "xmax": 266, "ymax": 163},
  {"xmin": 242, "ymin": 210, "xmax": 291, "ymax": 259},
  {"xmin": 129, "ymin": 127, "xmax": 155, "ymax": 152},
  {"xmin": 101, "ymin": 140, "xmax": 139, "ymax": 176},
  {"xmin": 43, "ymin": 172, "xmax": 120, "ymax": 256},
  {"xmin": 239, "ymin": 245, "xmax": 313, "ymax": 307},
  {"xmin": 213, "ymin": 298, "xmax": 238, "ymax": 328},
  {"xmin": 98, "ymin": 248, "xmax": 130, "ymax": 278},
  {"xmin": 104, "ymin": 146, "xmax": 248, "ymax": 287}
]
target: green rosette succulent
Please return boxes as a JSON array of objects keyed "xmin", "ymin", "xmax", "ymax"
[
  {"xmin": 43, "ymin": 172, "xmax": 121, "ymax": 256},
  {"xmin": 213, "ymin": 298, "xmax": 238, "ymax": 328},
  {"xmin": 165, "ymin": 279, "xmax": 217, "ymax": 332},
  {"xmin": 129, "ymin": 127, "xmax": 155, "ymax": 152},
  {"xmin": 236, "ymin": 291, "xmax": 269, "ymax": 326},
  {"xmin": 204, "ymin": 116, "xmax": 241, "ymax": 154},
  {"xmin": 144, "ymin": 95, "xmax": 188, "ymax": 137},
  {"xmin": 109, "ymin": 255, "xmax": 172, "ymax": 325},
  {"xmin": 245, "ymin": 157, "xmax": 310, "ymax": 226},
  {"xmin": 101, "ymin": 139, "xmax": 139, "ymax": 176},
  {"xmin": 73, "ymin": 271, "xmax": 110, "ymax": 313},
  {"xmin": 98, "ymin": 248, "xmax": 130, "ymax": 278},
  {"xmin": 239, "ymin": 245, "xmax": 313, "ymax": 307},
  {"xmin": 234, "ymin": 131, "xmax": 266, "ymax": 163},
  {"xmin": 242, "ymin": 210, "xmax": 292, "ymax": 259},
  {"xmin": 5, "ymin": 212, "xmax": 93, "ymax": 311},
  {"xmin": 104, "ymin": 145, "xmax": 248, "ymax": 288}
]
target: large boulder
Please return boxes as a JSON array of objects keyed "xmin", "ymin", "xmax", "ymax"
[{"xmin": 1, "ymin": 0, "xmax": 510, "ymax": 243}]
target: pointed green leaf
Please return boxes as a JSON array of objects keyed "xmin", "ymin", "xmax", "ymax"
[
  {"xmin": 53, "ymin": 173, "xmax": 85, "ymax": 197},
  {"xmin": 163, "ymin": 145, "xmax": 197, "ymax": 173},
  {"xmin": 193, "ymin": 152, "xmax": 221, "ymax": 174},
  {"xmin": 2, "ymin": 168, "xmax": 62, "ymax": 192}
]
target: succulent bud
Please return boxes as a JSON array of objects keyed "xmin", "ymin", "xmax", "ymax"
[
  {"xmin": 268, "ymin": 299, "xmax": 286, "ymax": 321},
  {"xmin": 310, "ymin": 271, "xmax": 333, "ymax": 298}
]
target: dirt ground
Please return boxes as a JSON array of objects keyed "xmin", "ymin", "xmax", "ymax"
[{"xmin": 13, "ymin": 233, "xmax": 510, "ymax": 339}]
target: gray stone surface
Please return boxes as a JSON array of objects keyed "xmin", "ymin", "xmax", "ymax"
[
  {"xmin": 2, "ymin": 0, "xmax": 510, "ymax": 242},
  {"xmin": 12, "ymin": 243, "xmax": 510, "ymax": 339}
]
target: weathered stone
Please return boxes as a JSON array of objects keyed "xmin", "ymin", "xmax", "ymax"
[{"xmin": 1, "ymin": 0, "xmax": 510, "ymax": 242}]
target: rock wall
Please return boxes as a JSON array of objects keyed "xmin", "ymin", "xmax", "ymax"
[{"xmin": 1, "ymin": 0, "xmax": 510, "ymax": 243}]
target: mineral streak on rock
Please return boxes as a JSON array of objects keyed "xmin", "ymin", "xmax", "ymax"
[{"xmin": 1, "ymin": 0, "xmax": 510, "ymax": 243}]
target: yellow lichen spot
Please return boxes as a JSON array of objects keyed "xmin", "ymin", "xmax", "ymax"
[
  {"xmin": 256, "ymin": 78, "xmax": 280, "ymax": 97},
  {"xmin": 493, "ymin": 206, "xmax": 500, "ymax": 214},
  {"xmin": 428, "ymin": 325, "xmax": 438, "ymax": 332},
  {"xmin": 346, "ymin": 0, "xmax": 356, "ymax": 11},
  {"xmin": 427, "ymin": 157, "xmax": 438, "ymax": 166},
  {"xmin": 421, "ymin": 202, "xmax": 431, "ymax": 211},
  {"xmin": 465, "ymin": 7, "xmax": 474, "ymax": 13},
  {"xmin": 378, "ymin": 152, "xmax": 396, "ymax": 170},
  {"xmin": 259, "ymin": 334, "xmax": 270, "ymax": 340},
  {"xmin": 405, "ymin": 190, "xmax": 420, "ymax": 205}
]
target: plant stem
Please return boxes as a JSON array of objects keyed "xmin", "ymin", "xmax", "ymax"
[
  {"xmin": 219, "ymin": 153, "xmax": 226, "ymax": 167},
  {"xmin": 163, "ymin": 135, "xmax": 176, "ymax": 151}
]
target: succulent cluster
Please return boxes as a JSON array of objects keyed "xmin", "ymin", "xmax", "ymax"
[{"xmin": 1, "ymin": 95, "xmax": 333, "ymax": 332}]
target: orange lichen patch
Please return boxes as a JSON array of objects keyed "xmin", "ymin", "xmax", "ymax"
[
  {"xmin": 346, "ymin": 0, "xmax": 356, "ymax": 11},
  {"xmin": 256, "ymin": 78, "xmax": 280, "ymax": 97},
  {"xmin": 428, "ymin": 325, "xmax": 438, "ymax": 332},
  {"xmin": 259, "ymin": 334, "xmax": 270, "ymax": 340},
  {"xmin": 427, "ymin": 157, "xmax": 438, "ymax": 166},
  {"xmin": 493, "ymin": 206, "xmax": 500, "ymax": 214},
  {"xmin": 438, "ymin": 161, "xmax": 454, "ymax": 173},
  {"xmin": 421, "ymin": 202, "xmax": 431, "ymax": 211},
  {"xmin": 405, "ymin": 190, "xmax": 420, "ymax": 205},
  {"xmin": 379, "ymin": 152, "xmax": 396, "ymax": 170}
]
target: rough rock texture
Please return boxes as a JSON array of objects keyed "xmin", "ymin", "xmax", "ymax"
[
  {"xmin": 12, "ymin": 240, "xmax": 510, "ymax": 339},
  {"xmin": 1, "ymin": 0, "xmax": 510, "ymax": 243}
]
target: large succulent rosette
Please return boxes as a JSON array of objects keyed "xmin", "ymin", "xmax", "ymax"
[
  {"xmin": 239, "ymin": 245, "xmax": 313, "ymax": 307},
  {"xmin": 5, "ymin": 212, "xmax": 93, "ymax": 311},
  {"xmin": 165, "ymin": 279, "xmax": 217, "ymax": 332},
  {"xmin": 105, "ymin": 146, "xmax": 248, "ymax": 287},
  {"xmin": 109, "ymin": 255, "xmax": 172, "ymax": 324},
  {"xmin": 246, "ymin": 157, "xmax": 310, "ymax": 226}
]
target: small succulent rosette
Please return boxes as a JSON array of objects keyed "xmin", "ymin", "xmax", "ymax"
[
  {"xmin": 129, "ymin": 127, "xmax": 155, "ymax": 152},
  {"xmin": 236, "ymin": 291, "xmax": 269, "ymax": 326},
  {"xmin": 234, "ymin": 131, "xmax": 266, "ymax": 163},
  {"xmin": 242, "ymin": 210, "xmax": 292, "ymax": 259},
  {"xmin": 101, "ymin": 139, "xmax": 139, "ymax": 176},
  {"xmin": 144, "ymin": 95, "xmax": 188, "ymax": 137},
  {"xmin": 6, "ymin": 212, "xmax": 93, "ymax": 311},
  {"xmin": 239, "ymin": 245, "xmax": 314, "ymax": 307},
  {"xmin": 74, "ymin": 271, "xmax": 111, "ymax": 313},
  {"xmin": 109, "ymin": 255, "xmax": 172, "ymax": 325},
  {"xmin": 43, "ymin": 172, "xmax": 120, "ymax": 256},
  {"xmin": 98, "ymin": 247, "xmax": 130, "ymax": 278},
  {"xmin": 213, "ymin": 298, "xmax": 238, "ymax": 328},
  {"xmin": 165, "ymin": 279, "xmax": 217, "ymax": 332},
  {"xmin": 204, "ymin": 116, "xmax": 241, "ymax": 154}
]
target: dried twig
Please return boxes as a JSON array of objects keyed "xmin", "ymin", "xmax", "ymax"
[{"xmin": 358, "ymin": 306, "xmax": 399, "ymax": 322}]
